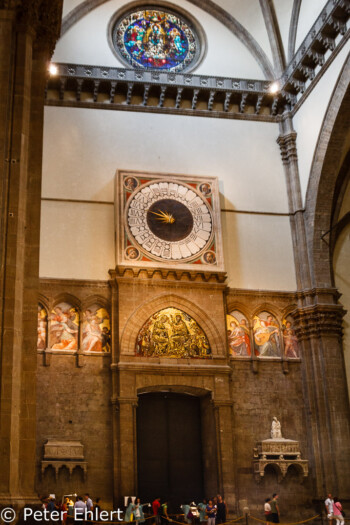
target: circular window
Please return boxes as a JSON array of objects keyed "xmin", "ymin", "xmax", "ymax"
[{"xmin": 111, "ymin": 6, "xmax": 202, "ymax": 72}]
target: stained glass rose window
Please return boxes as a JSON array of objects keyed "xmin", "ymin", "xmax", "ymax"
[{"xmin": 111, "ymin": 7, "xmax": 202, "ymax": 72}]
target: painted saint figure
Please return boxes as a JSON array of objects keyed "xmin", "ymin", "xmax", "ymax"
[
  {"xmin": 283, "ymin": 320, "xmax": 299, "ymax": 358},
  {"xmin": 227, "ymin": 317, "xmax": 251, "ymax": 357},
  {"xmin": 152, "ymin": 314, "xmax": 170, "ymax": 355},
  {"xmin": 82, "ymin": 306, "xmax": 110, "ymax": 352},
  {"xmin": 171, "ymin": 313, "xmax": 190, "ymax": 350},
  {"xmin": 253, "ymin": 313, "xmax": 281, "ymax": 357},
  {"xmin": 50, "ymin": 304, "xmax": 79, "ymax": 350}
]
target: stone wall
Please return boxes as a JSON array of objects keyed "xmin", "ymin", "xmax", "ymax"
[{"xmin": 35, "ymin": 278, "xmax": 319, "ymax": 517}]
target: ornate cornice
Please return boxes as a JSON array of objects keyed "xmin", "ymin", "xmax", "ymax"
[
  {"xmin": 291, "ymin": 303, "xmax": 345, "ymax": 340},
  {"xmin": 45, "ymin": 64, "xmax": 286, "ymax": 122},
  {"xmin": 110, "ymin": 266, "xmax": 227, "ymax": 285},
  {"xmin": 282, "ymin": 0, "xmax": 350, "ymax": 107}
]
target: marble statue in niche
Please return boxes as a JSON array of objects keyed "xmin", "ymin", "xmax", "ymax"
[
  {"xmin": 82, "ymin": 305, "xmax": 110, "ymax": 352},
  {"xmin": 253, "ymin": 312, "xmax": 281, "ymax": 358},
  {"xmin": 282, "ymin": 316, "xmax": 300, "ymax": 358},
  {"xmin": 227, "ymin": 310, "xmax": 251, "ymax": 357},
  {"xmin": 49, "ymin": 303, "xmax": 79, "ymax": 350},
  {"xmin": 37, "ymin": 304, "xmax": 47, "ymax": 350},
  {"xmin": 136, "ymin": 307, "xmax": 211, "ymax": 358}
]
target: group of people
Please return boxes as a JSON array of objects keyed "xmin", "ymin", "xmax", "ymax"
[
  {"xmin": 149, "ymin": 496, "xmax": 227, "ymax": 525},
  {"xmin": 264, "ymin": 494, "xmax": 280, "ymax": 523},
  {"xmin": 42, "ymin": 493, "xmax": 100, "ymax": 522},
  {"xmin": 325, "ymin": 493, "xmax": 345, "ymax": 525}
]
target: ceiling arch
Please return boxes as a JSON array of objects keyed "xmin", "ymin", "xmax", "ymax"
[{"xmin": 60, "ymin": 0, "xmax": 275, "ymax": 78}]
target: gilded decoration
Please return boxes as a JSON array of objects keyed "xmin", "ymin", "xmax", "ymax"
[{"xmin": 136, "ymin": 307, "xmax": 211, "ymax": 358}]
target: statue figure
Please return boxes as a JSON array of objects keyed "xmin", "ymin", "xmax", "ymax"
[{"xmin": 271, "ymin": 417, "xmax": 282, "ymax": 439}]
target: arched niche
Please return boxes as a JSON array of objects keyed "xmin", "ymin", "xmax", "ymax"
[
  {"xmin": 253, "ymin": 311, "xmax": 281, "ymax": 359},
  {"xmin": 49, "ymin": 301, "xmax": 80, "ymax": 351},
  {"xmin": 120, "ymin": 293, "xmax": 225, "ymax": 357},
  {"xmin": 226, "ymin": 310, "xmax": 251, "ymax": 358},
  {"xmin": 82, "ymin": 303, "xmax": 111, "ymax": 353}
]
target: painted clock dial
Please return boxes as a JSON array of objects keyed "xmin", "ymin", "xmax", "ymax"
[{"xmin": 126, "ymin": 181, "xmax": 213, "ymax": 261}]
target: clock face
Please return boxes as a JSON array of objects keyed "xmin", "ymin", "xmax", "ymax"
[{"xmin": 125, "ymin": 181, "xmax": 213, "ymax": 261}]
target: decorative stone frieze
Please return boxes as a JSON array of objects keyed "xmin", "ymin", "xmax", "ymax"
[
  {"xmin": 45, "ymin": 63, "xmax": 287, "ymax": 122},
  {"xmin": 281, "ymin": 0, "xmax": 350, "ymax": 101},
  {"xmin": 41, "ymin": 440, "xmax": 87, "ymax": 479},
  {"xmin": 44, "ymin": 439, "xmax": 84, "ymax": 460}
]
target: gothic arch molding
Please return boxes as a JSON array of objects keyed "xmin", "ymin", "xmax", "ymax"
[
  {"xmin": 60, "ymin": 0, "xmax": 274, "ymax": 78},
  {"xmin": 81, "ymin": 294, "xmax": 110, "ymax": 311},
  {"xmin": 137, "ymin": 384, "xmax": 212, "ymax": 398},
  {"xmin": 52, "ymin": 292, "xmax": 82, "ymax": 311},
  {"xmin": 251, "ymin": 303, "xmax": 282, "ymax": 322},
  {"xmin": 226, "ymin": 301, "xmax": 252, "ymax": 321},
  {"xmin": 305, "ymin": 52, "xmax": 350, "ymax": 288},
  {"xmin": 120, "ymin": 292, "xmax": 225, "ymax": 356}
]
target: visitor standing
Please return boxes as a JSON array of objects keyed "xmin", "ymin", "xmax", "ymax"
[
  {"xmin": 216, "ymin": 496, "xmax": 226, "ymax": 524},
  {"xmin": 264, "ymin": 498, "xmax": 272, "ymax": 523},
  {"xmin": 333, "ymin": 498, "xmax": 344, "ymax": 525},
  {"xmin": 152, "ymin": 498, "xmax": 161, "ymax": 525},
  {"xmin": 84, "ymin": 494, "xmax": 93, "ymax": 518},
  {"xmin": 198, "ymin": 499, "xmax": 207, "ymax": 525},
  {"xmin": 325, "ymin": 494, "xmax": 334, "ymax": 525},
  {"xmin": 134, "ymin": 498, "xmax": 148, "ymax": 525},
  {"xmin": 270, "ymin": 494, "xmax": 279, "ymax": 523},
  {"xmin": 181, "ymin": 502, "xmax": 192, "ymax": 524},
  {"xmin": 74, "ymin": 496, "xmax": 87, "ymax": 521},
  {"xmin": 125, "ymin": 498, "xmax": 135, "ymax": 522},
  {"xmin": 206, "ymin": 500, "xmax": 217, "ymax": 525},
  {"xmin": 159, "ymin": 501, "xmax": 169, "ymax": 525}
]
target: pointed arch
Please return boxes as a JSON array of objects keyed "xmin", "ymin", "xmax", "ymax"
[
  {"xmin": 120, "ymin": 292, "xmax": 225, "ymax": 356},
  {"xmin": 60, "ymin": 0, "xmax": 274, "ymax": 78},
  {"xmin": 305, "ymin": 53, "xmax": 350, "ymax": 287}
]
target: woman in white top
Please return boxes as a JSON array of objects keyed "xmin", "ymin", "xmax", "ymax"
[{"xmin": 264, "ymin": 498, "xmax": 272, "ymax": 523}]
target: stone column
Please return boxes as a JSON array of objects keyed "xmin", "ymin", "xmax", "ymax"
[
  {"xmin": 0, "ymin": 0, "xmax": 62, "ymax": 506},
  {"xmin": 277, "ymin": 112, "xmax": 312, "ymax": 292},
  {"xmin": 278, "ymin": 112, "xmax": 350, "ymax": 497},
  {"xmin": 293, "ymin": 294, "xmax": 350, "ymax": 497},
  {"xmin": 213, "ymin": 401, "xmax": 236, "ymax": 508},
  {"xmin": 117, "ymin": 398, "xmax": 139, "ymax": 501}
]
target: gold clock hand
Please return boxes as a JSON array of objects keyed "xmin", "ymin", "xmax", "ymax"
[{"xmin": 149, "ymin": 209, "xmax": 175, "ymax": 224}]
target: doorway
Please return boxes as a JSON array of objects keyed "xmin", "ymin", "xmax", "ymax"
[{"xmin": 137, "ymin": 392, "xmax": 204, "ymax": 512}]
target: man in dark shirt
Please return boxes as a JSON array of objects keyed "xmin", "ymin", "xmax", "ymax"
[{"xmin": 270, "ymin": 494, "xmax": 280, "ymax": 523}]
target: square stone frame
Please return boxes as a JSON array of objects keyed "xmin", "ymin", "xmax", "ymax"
[{"xmin": 115, "ymin": 170, "xmax": 225, "ymax": 272}]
